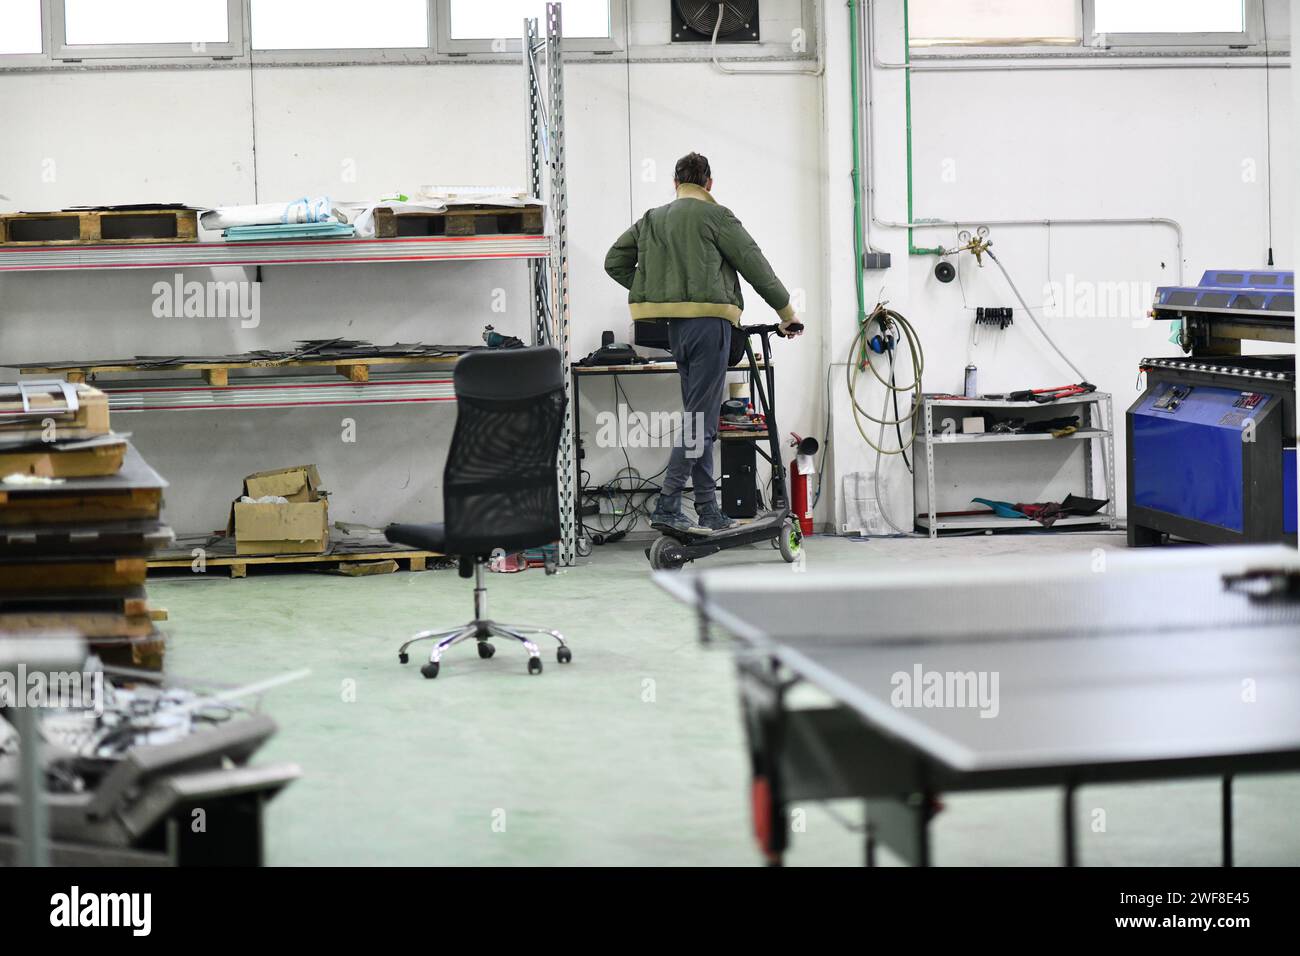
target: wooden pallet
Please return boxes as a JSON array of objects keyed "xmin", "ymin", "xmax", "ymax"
[
  {"xmin": 0, "ymin": 557, "xmax": 148, "ymax": 592},
  {"xmin": 0, "ymin": 588, "xmax": 167, "ymax": 658},
  {"xmin": 0, "ymin": 208, "xmax": 198, "ymax": 245},
  {"xmin": 0, "ymin": 610, "xmax": 158, "ymax": 639},
  {"xmin": 148, "ymin": 547, "xmax": 441, "ymax": 579},
  {"xmin": 374, "ymin": 205, "xmax": 544, "ymax": 239},
  {"xmin": 0, "ymin": 487, "xmax": 162, "ymax": 527},
  {"xmin": 0, "ymin": 440, "xmax": 127, "ymax": 479},
  {"xmin": 96, "ymin": 635, "xmax": 167, "ymax": 671},
  {"xmin": 21, "ymin": 353, "xmax": 458, "ymax": 387}
]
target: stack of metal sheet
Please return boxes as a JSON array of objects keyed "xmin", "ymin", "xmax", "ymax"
[{"xmin": 0, "ymin": 382, "xmax": 174, "ymax": 667}]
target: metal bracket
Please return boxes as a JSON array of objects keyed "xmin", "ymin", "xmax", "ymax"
[{"xmin": 6, "ymin": 379, "xmax": 81, "ymax": 418}]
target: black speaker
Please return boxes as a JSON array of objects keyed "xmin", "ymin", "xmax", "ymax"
[
  {"xmin": 632, "ymin": 320, "xmax": 672, "ymax": 352},
  {"xmin": 721, "ymin": 440, "xmax": 758, "ymax": 518}
]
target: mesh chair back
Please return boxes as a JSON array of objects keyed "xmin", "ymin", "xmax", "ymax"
[{"xmin": 442, "ymin": 347, "xmax": 565, "ymax": 555}]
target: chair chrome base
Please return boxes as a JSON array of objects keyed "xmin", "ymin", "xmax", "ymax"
[{"xmin": 396, "ymin": 562, "xmax": 570, "ymax": 679}]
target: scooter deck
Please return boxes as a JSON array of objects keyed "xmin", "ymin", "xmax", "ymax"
[{"xmin": 651, "ymin": 509, "xmax": 787, "ymax": 543}]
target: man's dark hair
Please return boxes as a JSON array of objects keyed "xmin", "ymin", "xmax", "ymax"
[{"xmin": 674, "ymin": 152, "xmax": 711, "ymax": 187}]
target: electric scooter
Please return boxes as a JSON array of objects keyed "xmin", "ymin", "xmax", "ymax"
[{"xmin": 646, "ymin": 321, "xmax": 805, "ymax": 571}]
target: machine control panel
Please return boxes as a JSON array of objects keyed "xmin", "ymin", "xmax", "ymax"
[{"xmin": 1153, "ymin": 384, "xmax": 1192, "ymax": 412}]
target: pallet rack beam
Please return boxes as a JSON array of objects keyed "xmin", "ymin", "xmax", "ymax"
[
  {"xmin": 98, "ymin": 373, "xmax": 455, "ymax": 413},
  {"xmin": 0, "ymin": 235, "xmax": 549, "ymax": 272}
]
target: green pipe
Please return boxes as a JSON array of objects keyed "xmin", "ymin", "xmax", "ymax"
[
  {"xmin": 849, "ymin": 0, "xmax": 867, "ymax": 333},
  {"xmin": 903, "ymin": 0, "xmax": 944, "ymax": 256},
  {"xmin": 849, "ymin": 0, "xmax": 938, "ymax": 368}
]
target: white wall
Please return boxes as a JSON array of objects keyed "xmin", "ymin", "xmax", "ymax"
[{"xmin": 0, "ymin": 0, "xmax": 826, "ymax": 536}]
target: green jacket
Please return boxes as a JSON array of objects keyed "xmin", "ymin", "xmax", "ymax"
[{"xmin": 604, "ymin": 183, "xmax": 795, "ymax": 326}]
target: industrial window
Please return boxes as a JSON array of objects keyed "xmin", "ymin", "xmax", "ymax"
[
  {"xmin": 63, "ymin": 0, "xmax": 227, "ymax": 45},
  {"xmin": 0, "ymin": 0, "xmax": 43, "ymax": 55},
  {"xmin": 908, "ymin": 0, "xmax": 1082, "ymax": 47},
  {"xmin": 1093, "ymin": 0, "xmax": 1244, "ymax": 34},
  {"xmin": 909, "ymin": 0, "xmax": 1259, "ymax": 49},
  {"xmin": 251, "ymin": 0, "xmax": 430, "ymax": 51},
  {"xmin": 439, "ymin": 0, "xmax": 618, "ymax": 52},
  {"xmin": 51, "ymin": 0, "xmax": 244, "ymax": 58},
  {"xmin": 1085, "ymin": 0, "xmax": 1255, "ymax": 47}
]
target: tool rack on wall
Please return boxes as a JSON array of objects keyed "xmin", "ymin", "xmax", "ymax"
[{"xmin": 0, "ymin": 5, "xmax": 579, "ymax": 567}]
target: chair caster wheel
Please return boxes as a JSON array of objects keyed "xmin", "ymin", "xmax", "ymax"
[
  {"xmin": 477, "ymin": 641, "xmax": 495, "ymax": 659},
  {"xmin": 528, "ymin": 657, "xmax": 543, "ymax": 675},
  {"xmin": 398, "ymin": 653, "xmax": 409, "ymax": 665},
  {"xmin": 421, "ymin": 662, "xmax": 440, "ymax": 679},
  {"xmin": 557, "ymin": 646, "xmax": 572, "ymax": 664}
]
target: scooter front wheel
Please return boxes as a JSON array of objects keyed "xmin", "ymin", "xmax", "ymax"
[{"xmin": 778, "ymin": 520, "xmax": 802, "ymax": 564}]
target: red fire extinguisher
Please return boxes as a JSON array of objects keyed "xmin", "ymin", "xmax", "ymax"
[{"xmin": 788, "ymin": 433, "xmax": 819, "ymax": 536}]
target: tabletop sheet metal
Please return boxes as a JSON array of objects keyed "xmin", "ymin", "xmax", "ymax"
[{"xmin": 655, "ymin": 545, "xmax": 1300, "ymax": 772}]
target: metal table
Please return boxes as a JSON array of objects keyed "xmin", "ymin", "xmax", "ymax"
[
  {"xmin": 656, "ymin": 545, "xmax": 1300, "ymax": 866},
  {"xmin": 572, "ymin": 358, "xmax": 771, "ymax": 538}
]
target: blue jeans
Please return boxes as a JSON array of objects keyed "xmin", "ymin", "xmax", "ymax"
[{"xmin": 655, "ymin": 317, "xmax": 731, "ymax": 515}]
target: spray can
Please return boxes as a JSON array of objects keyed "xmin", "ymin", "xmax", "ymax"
[{"xmin": 963, "ymin": 364, "xmax": 978, "ymax": 398}]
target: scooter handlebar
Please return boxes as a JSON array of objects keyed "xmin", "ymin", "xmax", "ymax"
[{"xmin": 744, "ymin": 321, "xmax": 805, "ymax": 338}]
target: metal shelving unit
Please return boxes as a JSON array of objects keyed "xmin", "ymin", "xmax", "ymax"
[
  {"xmin": 534, "ymin": 4, "xmax": 577, "ymax": 567},
  {"xmin": 1, "ymin": 5, "xmax": 577, "ymax": 566},
  {"xmin": 915, "ymin": 392, "xmax": 1118, "ymax": 538}
]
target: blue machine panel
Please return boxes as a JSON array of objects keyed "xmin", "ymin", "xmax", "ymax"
[
  {"xmin": 1132, "ymin": 383, "xmax": 1274, "ymax": 533},
  {"xmin": 1198, "ymin": 269, "xmax": 1293, "ymax": 289},
  {"xmin": 1154, "ymin": 269, "xmax": 1295, "ymax": 316}
]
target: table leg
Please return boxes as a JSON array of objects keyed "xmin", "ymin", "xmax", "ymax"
[
  {"xmin": 868, "ymin": 792, "xmax": 934, "ymax": 866},
  {"xmin": 1062, "ymin": 783, "xmax": 1078, "ymax": 867},
  {"xmin": 916, "ymin": 794, "xmax": 932, "ymax": 867},
  {"xmin": 1222, "ymin": 775, "xmax": 1234, "ymax": 868},
  {"xmin": 740, "ymin": 658, "xmax": 789, "ymax": 866}
]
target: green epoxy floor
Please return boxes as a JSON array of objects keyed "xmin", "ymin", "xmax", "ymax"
[{"xmin": 149, "ymin": 533, "xmax": 1300, "ymax": 866}]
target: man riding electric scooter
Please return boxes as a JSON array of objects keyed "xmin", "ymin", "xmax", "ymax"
[{"xmin": 603, "ymin": 151, "xmax": 802, "ymax": 537}]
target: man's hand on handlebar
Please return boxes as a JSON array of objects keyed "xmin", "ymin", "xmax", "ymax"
[{"xmin": 778, "ymin": 319, "xmax": 805, "ymax": 338}]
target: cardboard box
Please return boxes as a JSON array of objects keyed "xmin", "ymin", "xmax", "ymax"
[
  {"xmin": 243, "ymin": 463, "xmax": 323, "ymax": 502},
  {"xmin": 228, "ymin": 464, "xmax": 330, "ymax": 555}
]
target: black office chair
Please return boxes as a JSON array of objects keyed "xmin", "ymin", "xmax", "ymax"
[{"xmin": 386, "ymin": 346, "xmax": 572, "ymax": 679}]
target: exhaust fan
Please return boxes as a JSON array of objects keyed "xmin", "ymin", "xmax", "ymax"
[{"xmin": 672, "ymin": 1, "xmax": 760, "ymax": 43}]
